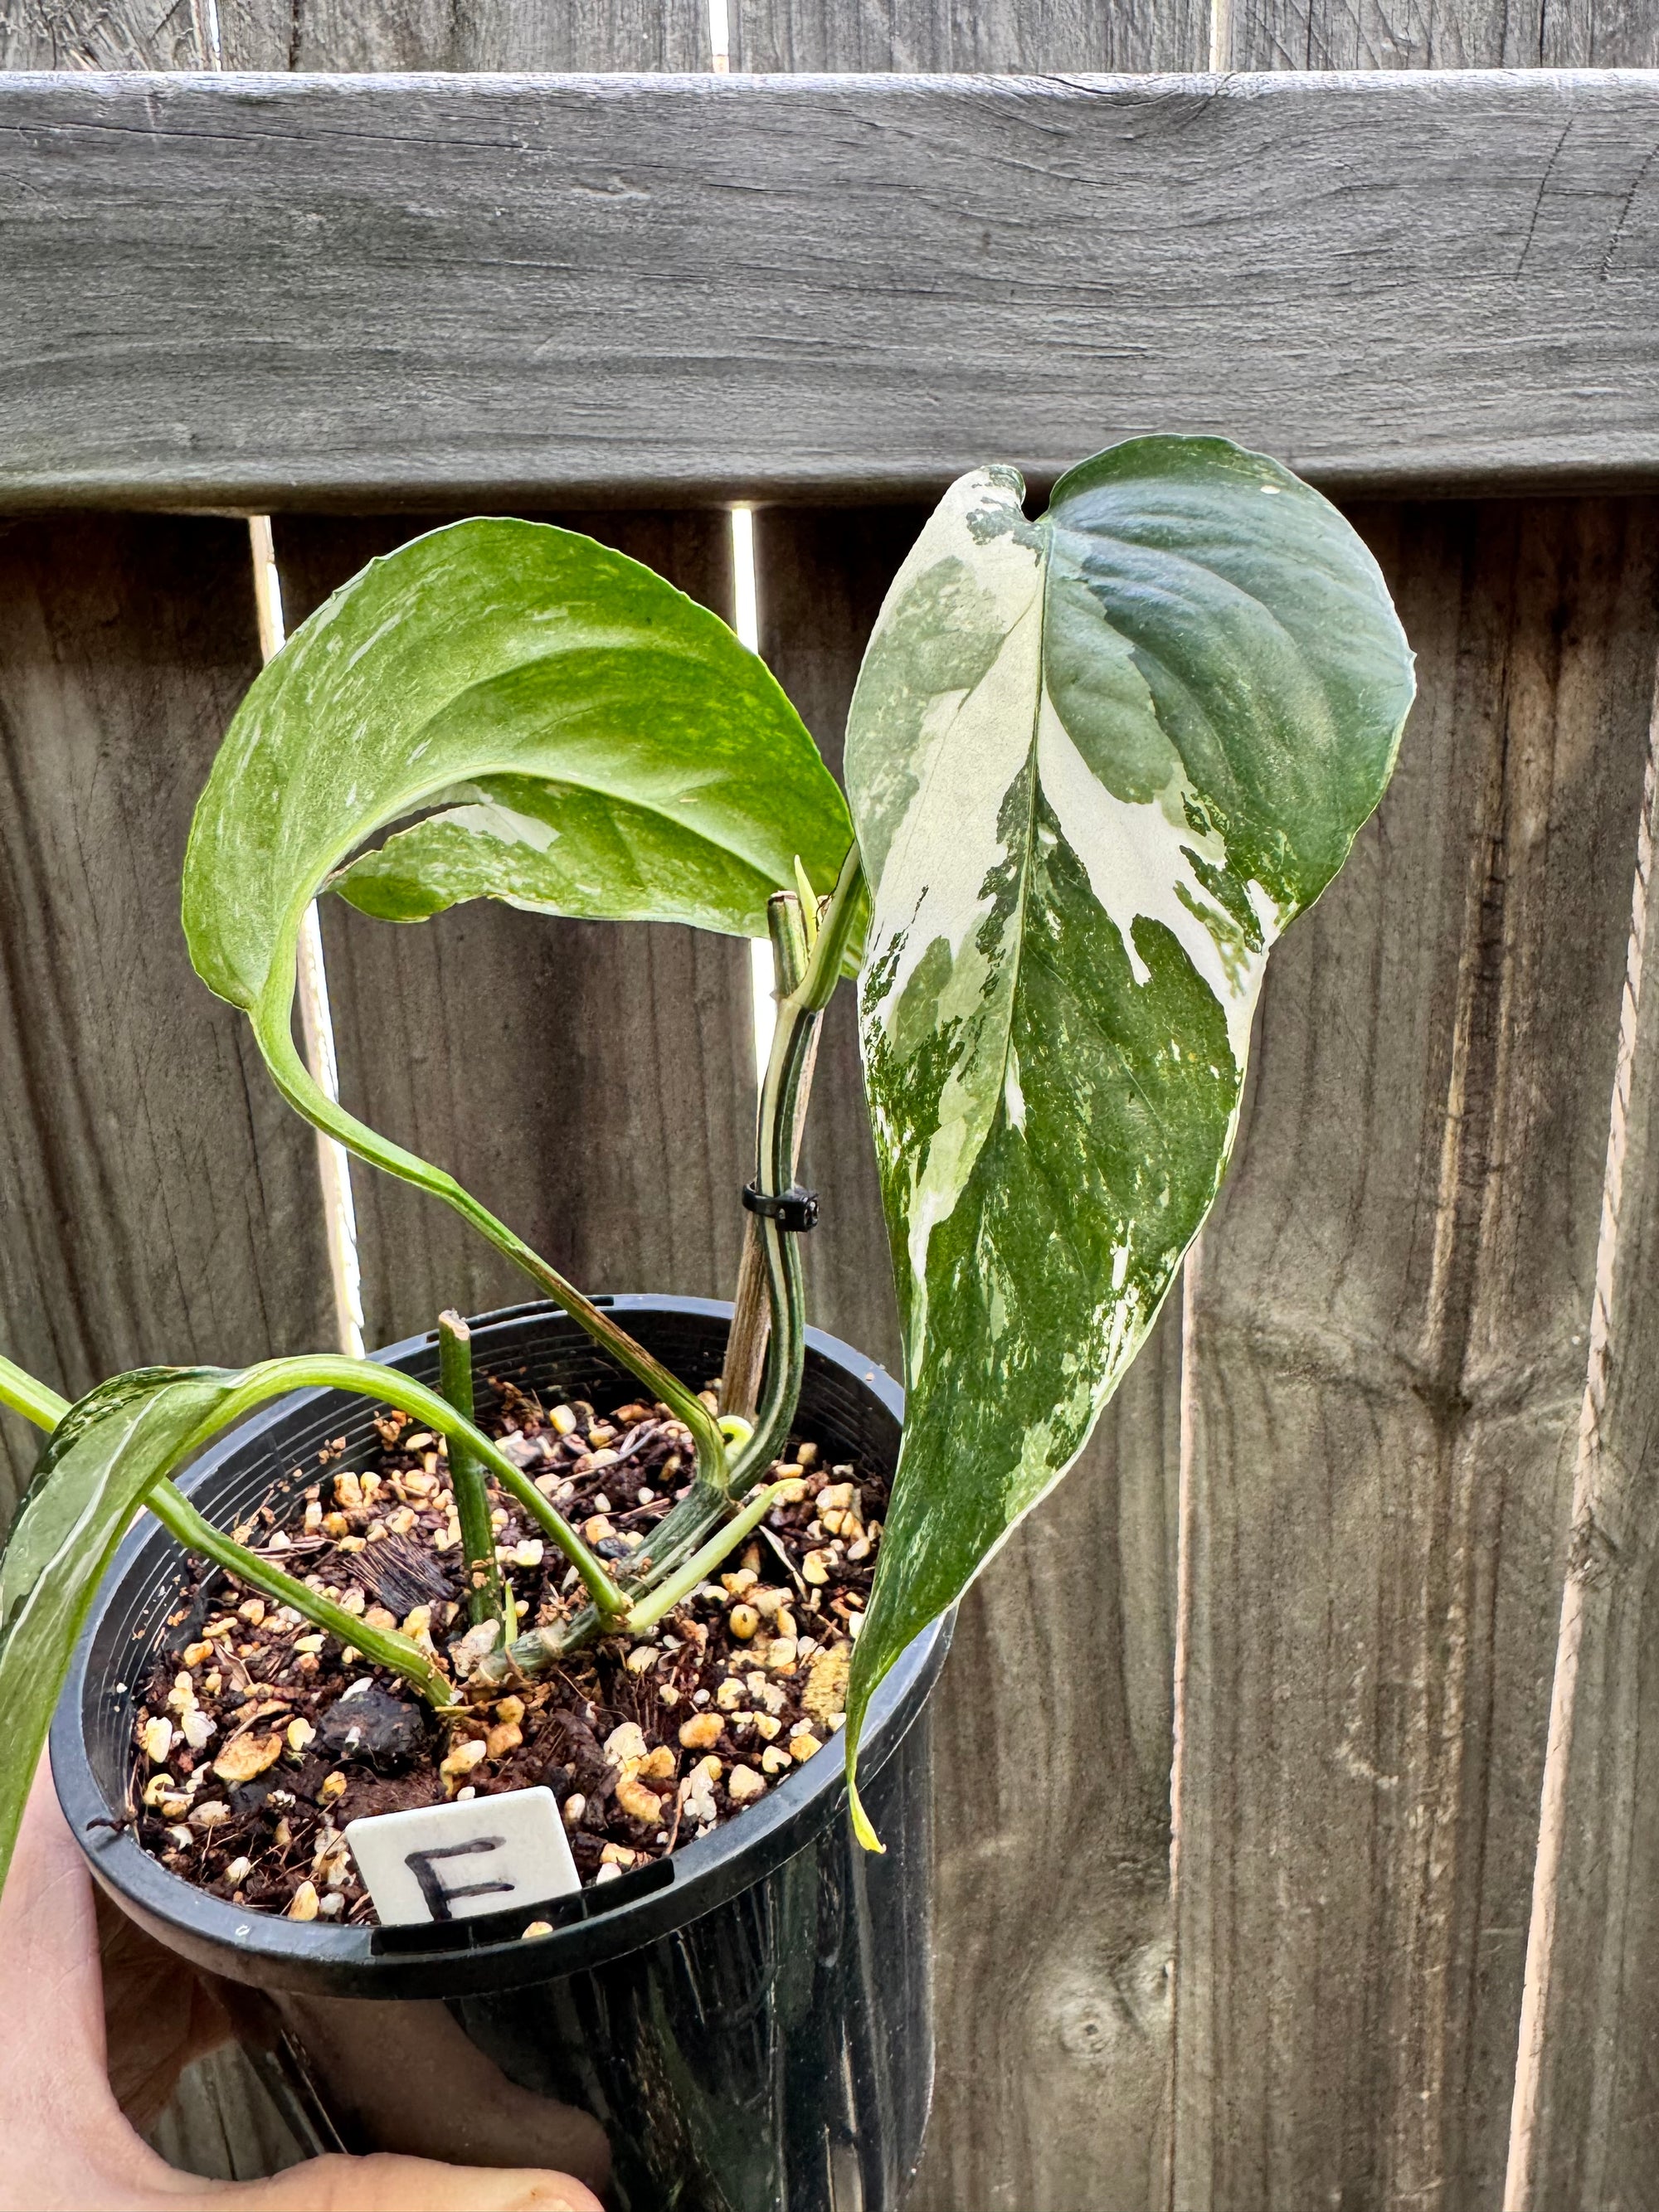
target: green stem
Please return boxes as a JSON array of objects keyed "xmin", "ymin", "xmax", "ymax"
[
  {"xmin": 171, "ymin": 1355, "xmax": 629, "ymax": 1620},
  {"xmin": 146, "ymin": 1480, "xmax": 455, "ymax": 1709},
  {"xmin": 577, "ymin": 845, "xmax": 867, "ymax": 1621},
  {"xmin": 621, "ymin": 1482, "xmax": 788, "ymax": 1636},
  {"xmin": 258, "ymin": 975, "xmax": 730, "ymax": 1498},
  {"xmin": 720, "ymin": 845, "xmax": 864, "ymax": 1495},
  {"xmin": 721, "ymin": 892, "xmax": 810, "ymax": 1419},
  {"xmin": 467, "ymin": 1479, "xmax": 791, "ymax": 1689},
  {"xmin": 0, "ymin": 1355, "xmax": 68, "ymax": 1432},
  {"xmin": 799, "ymin": 842, "xmax": 867, "ymax": 1015},
  {"xmin": 0, "ymin": 1345, "xmax": 456, "ymax": 1706},
  {"xmin": 471, "ymin": 849, "xmax": 870, "ymax": 1694},
  {"xmin": 438, "ymin": 1310, "xmax": 510, "ymax": 1634}
]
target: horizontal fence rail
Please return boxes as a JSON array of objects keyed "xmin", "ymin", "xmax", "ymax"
[{"xmin": 3, "ymin": 68, "xmax": 1659, "ymax": 507}]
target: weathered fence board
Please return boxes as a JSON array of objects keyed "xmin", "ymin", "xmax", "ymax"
[
  {"xmin": 1503, "ymin": 670, "xmax": 1659, "ymax": 2208},
  {"xmin": 6, "ymin": 70, "xmax": 1659, "ymax": 508},
  {"xmin": 731, "ymin": 0, "xmax": 1207, "ymax": 70},
  {"xmin": 1217, "ymin": 0, "xmax": 1659, "ymax": 66},
  {"xmin": 0, "ymin": 516, "xmax": 334, "ymax": 1505},
  {"xmin": 0, "ymin": 0, "xmax": 709, "ymax": 68},
  {"xmin": 276, "ymin": 0, "xmax": 711, "ymax": 70},
  {"xmin": 1172, "ymin": 500, "xmax": 1659, "ymax": 2209},
  {"xmin": 274, "ymin": 513, "xmax": 755, "ymax": 1349}
]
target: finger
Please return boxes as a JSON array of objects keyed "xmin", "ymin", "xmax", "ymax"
[{"xmin": 240, "ymin": 2152, "xmax": 605, "ymax": 2212}]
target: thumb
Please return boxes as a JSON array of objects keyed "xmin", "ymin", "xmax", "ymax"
[{"xmin": 241, "ymin": 2151, "xmax": 605, "ymax": 2212}]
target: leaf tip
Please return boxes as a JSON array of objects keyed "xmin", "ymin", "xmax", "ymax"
[{"xmin": 846, "ymin": 1755, "xmax": 885, "ymax": 1855}]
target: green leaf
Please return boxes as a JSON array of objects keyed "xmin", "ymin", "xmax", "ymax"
[
  {"xmin": 841, "ymin": 436, "xmax": 1413, "ymax": 1835},
  {"xmin": 0, "ymin": 1368, "xmax": 238, "ymax": 1892},
  {"xmin": 182, "ymin": 520, "xmax": 854, "ymax": 1462},
  {"xmin": 185, "ymin": 518, "xmax": 851, "ymax": 1031}
]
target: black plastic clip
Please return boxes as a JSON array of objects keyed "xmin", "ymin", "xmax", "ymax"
[{"xmin": 742, "ymin": 1181, "xmax": 820, "ymax": 1232}]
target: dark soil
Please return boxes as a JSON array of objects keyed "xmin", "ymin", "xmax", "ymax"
[{"xmin": 129, "ymin": 1378, "xmax": 885, "ymax": 1924}]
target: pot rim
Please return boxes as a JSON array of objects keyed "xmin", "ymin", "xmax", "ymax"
[{"xmin": 51, "ymin": 1296, "xmax": 951, "ymax": 2001}]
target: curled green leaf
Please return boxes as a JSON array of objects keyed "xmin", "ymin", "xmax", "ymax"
[{"xmin": 186, "ymin": 517, "xmax": 849, "ymax": 1027}]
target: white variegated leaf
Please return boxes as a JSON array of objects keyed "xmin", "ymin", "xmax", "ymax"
[{"xmin": 840, "ymin": 436, "xmax": 1413, "ymax": 1830}]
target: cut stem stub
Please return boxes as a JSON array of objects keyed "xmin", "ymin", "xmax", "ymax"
[{"xmin": 438, "ymin": 1310, "xmax": 512, "ymax": 1636}]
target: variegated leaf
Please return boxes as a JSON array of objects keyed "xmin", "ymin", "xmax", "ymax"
[{"xmin": 841, "ymin": 436, "xmax": 1413, "ymax": 1830}]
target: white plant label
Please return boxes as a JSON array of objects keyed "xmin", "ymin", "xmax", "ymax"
[{"xmin": 344, "ymin": 1786, "xmax": 580, "ymax": 1927}]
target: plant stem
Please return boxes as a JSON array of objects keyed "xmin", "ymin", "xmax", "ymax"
[
  {"xmin": 722, "ymin": 843, "xmax": 865, "ymax": 1495},
  {"xmin": 146, "ymin": 1480, "xmax": 455, "ymax": 1709},
  {"xmin": 259, "ymin": 986, "xmax": 731, "ymax": 1498},
  {"xmin": 466, "ymin": 1479, "xmax": 791, "ymax": 1690},
  {"xmin": 470, "ymin": 854, "xmax": 871, "ymax": 1695},
  {"xmin": 0, "ymin": 1355, "xmax": 68, "ymax": 1432},
  {"xmin": 722, "ymin": 892, "xmax": 810, "ymax": 1419},
  {"xmin": 620, "ymin": 1482, "xmax": 788, "ymax": 1636},
  {"xmin": 169, "ymin": 1355, "xmax": 630, "ymax": 1620},
  {"xmin": 438, "ymin": 1310, "xmax": 510, "ymax": 1634},
  {"xmin": 0, "ymin": 1354, "xmax": 453, "ymax": 1703},
  {"xmin": 572, "ymin": 844, "xmax": 868, "ymax": 1646}
]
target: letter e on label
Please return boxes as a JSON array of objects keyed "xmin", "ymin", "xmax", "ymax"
[{"xmin": 344, "ymin": 1786, "xmax": 580, "ymax": 1926}]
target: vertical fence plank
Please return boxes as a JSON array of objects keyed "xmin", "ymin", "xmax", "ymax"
[
  {"xmin": 732, "ymin": 0, "xmax": 1205, "ymax": 67},
  {"xmin": 1180, "ymin": 3, "xmax": 1659, "ymax": 2204},
  {"xmin": 1217, "ymin": 0, "xmax": 1540, "ymax": 66},
  {"xmin": 1504, "ymin": 681, "xmax": 1659, "ymax": 2206},
  {"xmin": 1170, "ymin": 501, "xmax": 1659, "ymax": 2210},
  {"xmin": 272, "ymin": 512, "xmax": 752, "ymax": 1347},
  {"xmin": 1, "ymin": 0, "xmax": 326, "ymax": 1513},
  {"xmin": 281, "ymin": 0, "xmax": 708, "ymax": 68},
  {"xmin": 1220, "ymin": 0, "xmax": 1659, "ymax": 66},
  {"xmin": 0, "ymin": 516, "xmax": 335, "ymax": 1498}
]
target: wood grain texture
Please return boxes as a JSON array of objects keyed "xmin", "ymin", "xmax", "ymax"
[
  {"xmin": 1501, "ymin": 678, "xmax": 1659, "ymax": 2210},
  {"xmin": 0, "ymin": 514, "xmax": 334, "ymax": 1500},
  {"xmin": 273, "ymin": 512, "xmax": 755, "ymax": 1349},
  {"xmin": 282, "ymin": 0, "xmax": 709, "ymax": 69},
  {"xmin": 731, "ymin": 0, "xmax": 1206, "ymax": 71},
  {"xmin": 146, "ymin": 2048, "xmax": 310, "ymax": 2179},
  {"xmin": 1220, "ymin": 0, "xmax": 1659, "ymax": 71},
  {"xmin": 0, "ymin": 0, "xmax": 221, "ymax": 67},
  {"xmin": 1216, "ymin": 0, "xmax": 1533, "ymax": 67},
  {"xmin": 6, "ymin": 70, "xmax": 1659, "ymax": 508},
  {"xmin": 1170, "ymin": 499, "xmax": 1659, "ymax": 2211},
  {"xmin": 0, "ymin": 0, "xmax": 707, "ymax": 69},
  {"xmin": 911, "ymin": 1308, "xmax": 1183, "ymax": 2212}
]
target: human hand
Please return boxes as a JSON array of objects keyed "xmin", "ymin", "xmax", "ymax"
[{"xmin": 0, "ymin": 1759, "xmax": 605, "ymax": 2212}]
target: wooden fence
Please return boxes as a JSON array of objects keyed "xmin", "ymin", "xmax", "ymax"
[{"xmin": 5, "ymin": 2, "xmax": 1659, "ymax": 2207}]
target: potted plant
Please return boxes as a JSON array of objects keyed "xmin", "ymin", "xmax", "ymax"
[{"xmin": 0, "ymin": 435, "xmax": 1412, "ymax": 2210}]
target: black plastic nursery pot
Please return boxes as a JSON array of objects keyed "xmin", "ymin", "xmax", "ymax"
[{"xmin": 51, "ymin": 1296, "xmax": 951, "ymax": 2212}]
